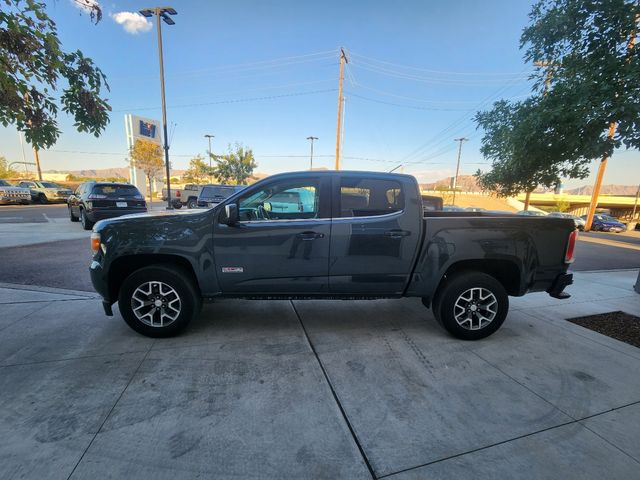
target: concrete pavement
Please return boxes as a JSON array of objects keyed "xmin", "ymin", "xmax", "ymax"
[{"xmin": 0, "ymin": 271, "xmax": 639, "ymax": 479}]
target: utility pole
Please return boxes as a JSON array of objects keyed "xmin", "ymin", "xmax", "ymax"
[
  {"xmin": 306, "ymin": 136, "xmax": 318, "ymax": 170},
  {"xmin": 140, "ymin": 6, "xmax": 177, "ymax": 209},
  {"xmin": 23, "ymin": 94, "xmax": 43, "ymax": 180},
  {"xmin": 452, "ymin": 137, "xmax": 468, "ymax": 206},
  {"xmin": 335, "ymin": 48, "xmax": 348, "ymax": 170},
  {"xmin": 631, "ymin": 183, "xmax": 640, "ymax": 223},
  {"xmin": 204, "ymin": 134, "xmax": 214, "ymax": 182}
]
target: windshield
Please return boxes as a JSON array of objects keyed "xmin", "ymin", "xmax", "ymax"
[
  {"xmin": 0, "ymin": 180, "xmax": 10, "ymax": 187},
  {"xmin": 92, "ymin": 184, "xmax": 141, "ymax": 197},
  {"xmin": 200, "ymin": 186, "xmax": 238, "ymax": 198},
  {"xmin": 38, "ymin": 182, "xmax": 60, "ymax": 188}
]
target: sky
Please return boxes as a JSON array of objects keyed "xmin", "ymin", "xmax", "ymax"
[{"xmin": 1, "ymin": 0, "xmax": 638, "ymax": 188}]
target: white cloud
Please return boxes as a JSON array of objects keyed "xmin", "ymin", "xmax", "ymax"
[
  {"xmin": 110, "ymin": 11, "xmax": 153, "ymax": 34},
  {"xmin": 71, "ymin": 0, "xmax": 101, "ymax": 14}
]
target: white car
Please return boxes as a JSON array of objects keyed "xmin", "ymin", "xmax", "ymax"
[{"xmin": 0, "ymin": 180, "xmax": 31, "ymax": 205}]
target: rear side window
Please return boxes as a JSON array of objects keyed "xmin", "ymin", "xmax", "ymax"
[
  {"xmin": 91, "ymin": 185, "xmax": 141, "ymax": 197},
  {"xmin": 339, "ymin": 178, "xmax": 404, "ymax": 217},
  {"xmin": 201, "ymin": 186, "xmax": 238, "ymax": 198}
]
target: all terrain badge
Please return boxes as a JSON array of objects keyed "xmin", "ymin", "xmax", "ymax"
[{"xmin": 221, "ymin": 267, "xmax": 244, "ymax": 273}]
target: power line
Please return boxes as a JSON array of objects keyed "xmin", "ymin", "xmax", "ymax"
[
  {"xmin": 113, "ymin": 88, "xmax": 337, "ymax": 112},
  {"xmin": 349, "ymin": 51, "xmax": 533, "ymax": 77}
]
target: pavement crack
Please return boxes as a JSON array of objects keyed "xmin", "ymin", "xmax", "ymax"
[
  {"xmin": 289, "ymin": 300, "xmax": 377, "ymax": 479},
  {"xmin": 65, "ymin": 341, "xmax": 155, "ymax": 480}
]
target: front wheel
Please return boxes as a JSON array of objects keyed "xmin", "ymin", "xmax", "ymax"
[
  {"xmin": 69, "ymin": 206, "xmax": 79, "ymax": 222},
  {"xmin": 38, "ymin": 193, "xmax": 48, "ymax": 204},
  {"xmin": 80, "ymin": 208, "xmax": 94, "ymax": 230},
  {"xmin": 433, "ymin": 271, "xmax": 508, "ymax": 340},
  {"xmin": 118, "ymin": 265, "xmax": 201, "ymax": 337},
  {"xmin": 187, "ymin": 198, "xmax": 198, "ymax": 209}
]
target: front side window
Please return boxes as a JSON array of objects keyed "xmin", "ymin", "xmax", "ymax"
[
  {"xmin": 339, "ymin": 178, "xmax": 404, "ymax": 217},
  {"xmin": 237, "ymin": 180, "xmax": 319, "ymax": 222}
]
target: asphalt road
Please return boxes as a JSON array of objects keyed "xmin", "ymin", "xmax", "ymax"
[
  {"xmin": 0, "ymin": 203, "xmax": 638, "ymax": 290},
  {"xmin": 0, "ymin": 203, "xmax": 68, "ymax": 223}
]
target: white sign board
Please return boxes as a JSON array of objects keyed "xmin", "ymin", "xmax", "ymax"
[{"xmin": 124, "ymin": 114, "xmax": 163, "ymax": 196}]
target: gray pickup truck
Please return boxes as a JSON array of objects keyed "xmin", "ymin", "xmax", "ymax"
[{"xmin": 90, "ymin": 171, "xmax": 575, "ymax": 340}]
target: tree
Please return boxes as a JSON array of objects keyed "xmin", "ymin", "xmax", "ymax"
[
  {"xmin": 212, "ymin": 144, "xmax": 257, "ymax": 185},
  {"xmin": 130, "ymin": 139, "xmax": 163, "ymax": 202},
  {"xmin": 476, "ymin": 0, "xmax": 640, "ymax": 216},
  {"xmin": 0, "ymin": 0, "xmax": 111, "ymax": 150},
  {"xmin": 475, "ymin": 97, "xmax": 590, "ymax": 208},
  {"xmin": 182, "ymin": 155, "xmax": 212, "ymax": 184},
  {"xmin": 0, "ymin": 156, "xmax": 17, "ymax": 178}
]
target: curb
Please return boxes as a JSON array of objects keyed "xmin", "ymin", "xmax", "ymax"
[{"xmin": 0, "ymin": 282, "xmax": 99, "ymax": 298}]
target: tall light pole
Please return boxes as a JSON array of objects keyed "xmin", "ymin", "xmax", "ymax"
[
  {"xmin": 452, "ymin": 137, "xmax": 468, "ymax": 206},
  {"xmin": 204, "ymin": 134, "xmax": 214, "ymax": 182},
  {"xmin": 140, "ymin": 6, "xmax": 177, "ymax": 209},
  {"xmin": 306, "ymin": 136, "xmax": 318, "ymax": 170}
]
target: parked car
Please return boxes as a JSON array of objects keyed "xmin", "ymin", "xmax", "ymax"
[
  {"xmin": 68, "ymin": 181, "xmax": 147, "ymax": 230},
  {"xmin": 162, "ymin": 184, "xmax": 202, "ymax": 209},
  {"xmin": 0, "ymin": 180, "xmax": 31, "ymax": 205},
  {"xmin": 466, "ymin": 207, "xmax": 487, "ymax": 212},
  {"xmin": 548, "ymin": 212, "xmax": 585, "ymax": 231},
  {"xmin": 442, "ymin": 205, "xmax": 466, "ymax": 212},
  {"xmin": 89, "ymin": 171, "xmax": 575, "ymax": 340},
  {"xmin": 516, "ymin": 210, "xmax": 547, "ymax": 216},
  {"xmin": 16, "ymin": 180, "xmax": 72, "ymax": 204},
  {"xmin": 421, "ymin": 195, "xmax": 443, "ymax": 213},
  {"xmin": 581, "ymin": 214, "xmax": 627, "ymax": 233},
  {"xmin": 197, "ymin": 184, "xmax": 246, "ymax": 208}
]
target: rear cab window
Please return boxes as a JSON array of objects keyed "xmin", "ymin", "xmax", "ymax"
[{"xmin": 339, "ymin": 177, "xmax": 405, "ymax": 217}]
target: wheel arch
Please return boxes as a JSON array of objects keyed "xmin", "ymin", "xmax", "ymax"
[
  {"xmin": 107, "ymin": 254, "xmax": 201, "ymax": 303},
  {"xmin": 427, "ymin": 258, "xmax": 522, "ymax": 308}
]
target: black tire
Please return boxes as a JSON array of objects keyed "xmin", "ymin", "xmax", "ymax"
[
  {"xmin": 172, "ymin": 199, "xmax": 183, "ymax": 209},
  {"xmin": 118, "ymin": 265, "xmax": 201, "ymax": 337},
  {"xmin": 187, "ymin": 197, "xmax": 198, "ymax": 209},
  {"xmin": 38, "ymin": 193, "xmax": 48, "ymax": 204},
  {"xmin": 433, "ymin": 271, "xmax": 508, "ymax": 340},
  {"xmin": 69, "ymin": 206, "xmax": 79, "ymax": 222},
  {"xmin": 80, "ymin": 208, "xmax": 94, "ymax": 230}
]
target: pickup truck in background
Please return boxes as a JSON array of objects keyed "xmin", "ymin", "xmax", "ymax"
[
  {"xmin": 161, "ymin": 184, "xmax": 202, "ymax": 209},
  {"xmin": 90, "ymin": 171, "xmax": 576, "ymax": 340}
]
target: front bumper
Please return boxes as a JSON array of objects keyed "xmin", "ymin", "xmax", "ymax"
[
  {"xmin": 547, "ymin": 272, "xmax": 573, "ymax": 299},
  {"xmin": 0, "ymin": 195, "xmax": 30, "ymax": 204}
]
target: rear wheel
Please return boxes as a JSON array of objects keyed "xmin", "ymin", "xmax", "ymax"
[
  {"xmin": 80, "ymin": 208, "xmax": 94, "ymax": 230},
  {"xmin": 118, "ymin": 265, "xmax": 201, "ymax": 337},
  {"xmin": 172, "ymin": 199, "xmax": 182, "ymax": 209},
  {"xmin": 69, "ymin": 206, "xmax": 79, "ymax": 222},
  {"xmin": 433, "ymin": 271, "xmax": 508, "ymax": 340}
]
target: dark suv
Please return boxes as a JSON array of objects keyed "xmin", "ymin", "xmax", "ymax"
[{"xmin": 68, "ymin": 182, "xmax": 147, "ymax": 230}]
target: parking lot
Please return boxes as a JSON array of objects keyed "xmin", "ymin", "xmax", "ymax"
[{"xmin": 1, "ymin": 203, "xmax": 640, "ymax": 479}]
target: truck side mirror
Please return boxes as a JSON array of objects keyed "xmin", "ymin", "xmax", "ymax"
[{"xmin": 224, "ymin": 203, "xmax": 239, "ymax": 225}]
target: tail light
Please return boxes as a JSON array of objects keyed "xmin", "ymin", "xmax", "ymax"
[
  {"xmin": 564, "ymin": 229, "xmax": 577, "ymax": 264},
  {"xmin": 175, "ymin": 191, "xmax": 181, "ymax": 197}
]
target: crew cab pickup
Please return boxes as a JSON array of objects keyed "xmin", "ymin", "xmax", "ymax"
[{"xmin": 90, "ymin": 171, "xmax": 575, "ymax": 340}]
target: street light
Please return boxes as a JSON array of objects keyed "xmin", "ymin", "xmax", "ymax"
[
  {"xmin": 306, "ymin": 136, "xmax": 318, "ymax": 170},
  {"xmin": 204, "ymin": 134, "xmax": 214, "ymax": 182},
  {"xmin": 139, "ymin": 6, "xmax": 177, "ymax": 209}
]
